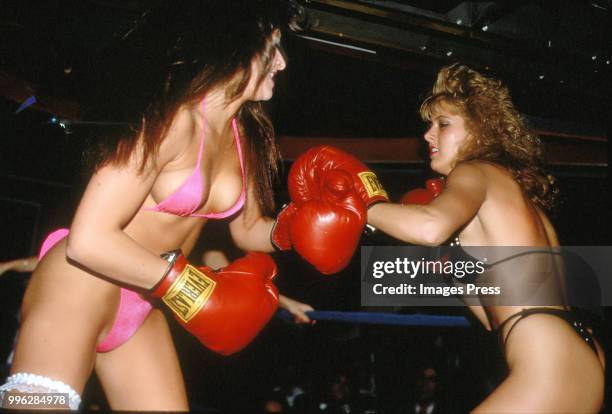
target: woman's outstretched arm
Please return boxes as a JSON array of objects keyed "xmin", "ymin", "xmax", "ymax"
[{"xmin": 368, "ymin": 163, "xmax": 487, "ymax": 245}]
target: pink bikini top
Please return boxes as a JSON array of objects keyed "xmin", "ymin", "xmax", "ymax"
[{"xmin": 143, "ymin": 116, "xmax": 246, "ymax": 219}]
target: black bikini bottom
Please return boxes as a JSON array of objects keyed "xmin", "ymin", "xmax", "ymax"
[{"xmin": 495, "ymin": 307, "xmax": 598, "ymax": 355}]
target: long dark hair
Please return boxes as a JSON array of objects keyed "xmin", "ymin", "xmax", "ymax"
[{"xmin": 86, "ymin": 0, "xmax": 301, "ymax": 215}]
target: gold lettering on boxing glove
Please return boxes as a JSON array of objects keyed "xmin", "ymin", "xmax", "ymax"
[
  {"xmin": 357, "ymin": 172, "xmax": 388, "ymax": 200},
  {"xmin": 162, "ymin": 265, "xmax": 216, "ymax": 322}
]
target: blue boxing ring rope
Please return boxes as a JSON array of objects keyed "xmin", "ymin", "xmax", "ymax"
[{"xmin": 277, "ymin": 309, "xmax": 470, "ymax": 327}]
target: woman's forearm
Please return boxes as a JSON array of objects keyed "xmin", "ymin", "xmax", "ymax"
[
  {"xmin": 231, "ymin": 216, "xmax": 276, "ymax": 253},
  {"xmin": 66, "ymin": 229, "xmax": 169, "ymax": 290},
  {"xmin": 367, "ymin": 203, "xmax": 448, "ymax": 246}
]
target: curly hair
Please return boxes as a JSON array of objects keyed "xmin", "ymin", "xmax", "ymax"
[{"xmin": 420, "ymin": 63, "xmax": 557, "ymax": 211}]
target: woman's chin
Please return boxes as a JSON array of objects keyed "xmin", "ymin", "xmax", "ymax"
[
  {"xmin": 430, "ymin": 161, "xmax": 450, "ymax": 176},
  {"xmin": 429, "ymin": 159, "xmax": 442, "ymax": 173},
  {"xmin": 251, "ymin": 90, "xmax": 274, "ymax": 102}
]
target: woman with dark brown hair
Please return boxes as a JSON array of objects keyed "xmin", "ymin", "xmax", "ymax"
[
  {"xmin": 0, "ymin": 1, "xmax": 298, "ymax": 410},
  {"xmin": 368, "ymin": 63, "xmax": 604, "ymax": 412}
]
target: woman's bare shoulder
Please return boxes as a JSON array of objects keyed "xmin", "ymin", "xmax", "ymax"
[
  {"xmin": 457, "ymin": 160, "xmax": 508, "ymax": 174},
  {"xmin": 454, "ymin": 161, "xmax": 518, "ymax": 187},
  {"xmin": 158, "ymin": 105, "xmax": 200, "ymax": 163},
  {"xmin": 447, "ymin": 161, "xmax": 488, "ymax": 184},
  {"xmin": 535, "ymin": 206, "xmax": 560, "ymax": 246}
]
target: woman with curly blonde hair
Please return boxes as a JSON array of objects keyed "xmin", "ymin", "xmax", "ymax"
[{"xmin": 368, "ymin": 63, "xmax": 604, "ymax": 412}]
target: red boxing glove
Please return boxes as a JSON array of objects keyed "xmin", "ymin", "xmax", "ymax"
[
  {"xmin": 272, "ymin": 146, "xmax": 388, "ymax": 275},
  {"xmin": 400, "ymin": 178, "xmax": 444, "ymax": 205},
  {"xmin": 151, "ymin": 251, "xmax": 278, "ymax": 355},
  {"xmin": 291, "ymin": 146, "xmax": 389, "ymax": 208}
]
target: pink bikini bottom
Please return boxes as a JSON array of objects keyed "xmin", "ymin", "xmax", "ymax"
[{"xmin": 39, "ymin": 229, "xmax": 153, "ymax": 353}]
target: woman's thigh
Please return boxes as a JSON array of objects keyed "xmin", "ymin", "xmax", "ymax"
[
  {"xmin": 95, "ymin": 309, "xmax": 189, "ymax": 411},
  {"xmin": 473, "ymin": 367, "xmax": 603, "ymax": 414},
  {"xmin": 473, "ymin": 318, "xmax": 604, "ymax": 413},
  {"xmin": 10, "ymin": 243, "xmax": 120, "ymax": 394}
]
